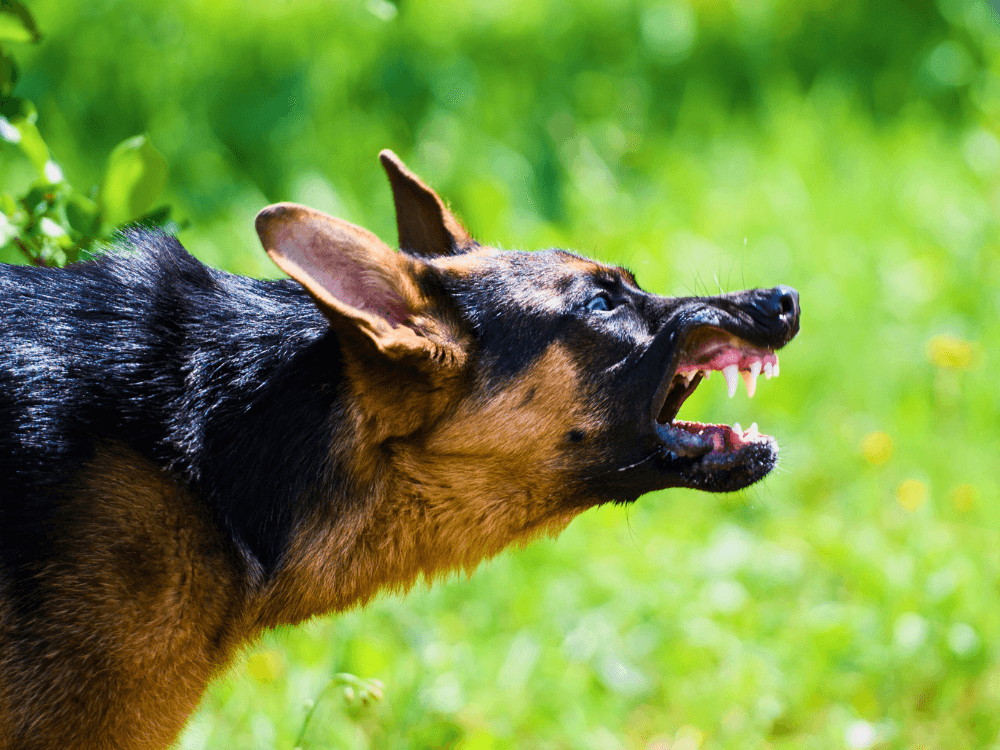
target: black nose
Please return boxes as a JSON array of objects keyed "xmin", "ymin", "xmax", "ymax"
[{"xmin": 766, "ymin": 285, "xmax": 800, "ymax": 333}]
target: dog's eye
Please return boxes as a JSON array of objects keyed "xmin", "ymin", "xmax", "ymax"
[{"xmin": 585, "ymin": 294, "xmax": 613, "ymax": 312}]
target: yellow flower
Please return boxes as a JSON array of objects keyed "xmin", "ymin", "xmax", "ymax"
[
  {"xmin": 927, "ymin": 334, "xmax": 977, "ymax": 370},
  {"xmin": 247, "ymin": 649, "xmax": 286, "ymax": 682},
  {"xmin": 861, "ymin": 432, "xmax": 893, "ymax": 466},
  {"xmin": 897, "ymin": 479, "xmax": 927, "ymax": 512},
  {"xmin": 952, "ymin": 484, "xmax": 977, "ymax": 513}
]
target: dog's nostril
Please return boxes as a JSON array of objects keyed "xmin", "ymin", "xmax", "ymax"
[{"xmin": 772, "ymin": 285, "xmax": 799, "ymax": 320}]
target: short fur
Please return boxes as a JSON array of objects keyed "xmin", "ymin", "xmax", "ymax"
[{"xmin": 0, "ymin": 150, "xmax": 799, "ymax": 749}]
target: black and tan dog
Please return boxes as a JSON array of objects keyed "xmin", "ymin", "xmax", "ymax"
[{"xmin": 0, "ymin": 151, "xmax": 799, "ymax": 749}]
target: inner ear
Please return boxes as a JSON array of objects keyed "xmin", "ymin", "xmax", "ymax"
[
  {"xmin": 256, "ymin": 202, "xmax": 435, "ymax": 359},
  {"xmin": 379, "ymin": 149, "xmax": 476, "ymax": 259}
]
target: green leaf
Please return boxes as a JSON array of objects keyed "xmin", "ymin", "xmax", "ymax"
[
  {"xmin": 0, "ymin": 96, "xmax": 48, "ymax": 174},
  {"xmin": 13, "ymin": 118, "xmax": 49, "ymax": 172},
  {"xmin": 98, "ymin": 134, "xmax": 168, "ymax": 227},
  {"xmin": 0, "ymin": 51, "xmax": 18, "ymax": 95},
  {"xmin": 22, "ymin": 183, "xmax": 55, "ymax": 214},
  {"xmin": 0, "ymin": 209, "xmax": 18, "ymax": 245},
  {"xmin": 65, "ymin": 194, "xmax": 101, "ymax": 236},
  {"xmin": 0, "ymin": 0, "xmax": 40, "ymax": 44},
  {"xmin": 134, "ymin": 204, "xmax": 171, "ymax": 228},
  {"xmin": 0, "ymin": 95, "xmax": 37, "ymax": 124},
  {"xmin": 0, "ymin": 192, "xmax": 18, "ymax": 215}
]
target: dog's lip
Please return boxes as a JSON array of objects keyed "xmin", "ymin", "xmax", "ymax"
[{"xmin": 649, "ymin": 324, "xmax": 780, "ymax": 460}]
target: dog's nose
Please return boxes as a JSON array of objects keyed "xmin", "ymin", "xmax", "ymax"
[{"xmin": 765, "ymin": 285, "xmax": 799, "ymax": 332}]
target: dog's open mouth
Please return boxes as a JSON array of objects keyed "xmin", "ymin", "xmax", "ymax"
[{"xmin": 652, "ymin": 325, "xmax": 781, "ymax": 468}]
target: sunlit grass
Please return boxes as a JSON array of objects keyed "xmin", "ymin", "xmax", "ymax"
[{"xmin": 176, "ymin": 91, "xmax": 998, "ymax": 749}]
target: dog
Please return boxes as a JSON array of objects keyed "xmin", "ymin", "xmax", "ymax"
[{"xmin": 0, "ymin": 150, "xmax": 799, "ymax": 749}]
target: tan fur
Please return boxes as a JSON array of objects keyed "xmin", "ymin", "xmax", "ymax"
[
  {"xmin": 257, "ymin": 344, "xmax": 594, "ymax": 626},
  {"xmin": 0, "ymin": 446, "xmax": 246, "ymax": 750}
]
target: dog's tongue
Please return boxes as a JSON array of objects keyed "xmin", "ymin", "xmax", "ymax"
[
  {"xmin": 674, "ymin": 420, "xmax": 763, "ymax": 452},
  {"xmin": 654, "ymin": 420, "xmax": 713, "ymax": 457}
]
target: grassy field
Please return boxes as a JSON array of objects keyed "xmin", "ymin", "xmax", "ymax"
[{"xmin": 2, "ymin": 1, "xmax": 999, "ymax": 748}]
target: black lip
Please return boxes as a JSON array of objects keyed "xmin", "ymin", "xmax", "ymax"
[{"xmin": 668, "ymin": 436, "xmax": 779, "ymax": 492}]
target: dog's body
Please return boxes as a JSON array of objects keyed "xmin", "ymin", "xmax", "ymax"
[{"xmin": 0, "ymin": 151, "xmax": 799, "ymax": 749}]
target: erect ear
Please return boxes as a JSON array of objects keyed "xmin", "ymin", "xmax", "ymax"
[
  {"xmin": 256, "ymin": 202, "xmax": 450, "ymax": 362},
  {"xmin": 379, "ymin": 149, "xmax": 476, "ymax": 258}
]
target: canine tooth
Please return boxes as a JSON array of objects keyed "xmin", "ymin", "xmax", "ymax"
[
  {"xmin": 743, "ymin": 362, "xmax": 760, "ymax": 398},
  {"xmin": 703, "ymin": 370, "xmax": 711, "ymax": 380},
  {"xmin": 747, "ymin": 422, "xmax": 759, "ymax": 440},
  {"xmin": 723, "ymin": 364, "xmax": 739, "ymax": 398},
  {"xmin": 774, "ymin": 359, "xmax": 780, "ymax": 378},
  {"xmin": 733, "ymin": 422, "xmax": 742, "ymax": 435},
  {"xmin": 764, "ymin": 361, "xmax": 773, "ymax": 379}
]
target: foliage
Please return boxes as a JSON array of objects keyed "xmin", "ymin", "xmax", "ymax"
[
  {"xmin": 3, "ymin": 1, "xmax": 999, "ymax": 749},
  {"xmin": 0, "ymin": 1, "xmax": 169, "ymax": 266}
]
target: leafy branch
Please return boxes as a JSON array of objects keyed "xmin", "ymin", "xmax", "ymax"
[{"xmin": 0, "ymin": 0, "xmax": 171, "ymax": 267}]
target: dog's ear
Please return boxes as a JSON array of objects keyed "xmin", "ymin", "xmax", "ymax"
[
  {"xmin": 379, "ymin": 149, "xmax": 475, "ymax": 258},
  {"xmin": 256, "ymin": 202, "xmax": 453, "ymax": 363}
]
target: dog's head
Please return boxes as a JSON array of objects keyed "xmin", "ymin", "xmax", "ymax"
[{"xmin": 256, "ymin": 151, "xmax": 799, "ymax": 582}]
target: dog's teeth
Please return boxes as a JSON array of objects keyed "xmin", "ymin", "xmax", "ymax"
[
  {"xmin": 723, "ymin": 364, "xmax": 739, "ymax": 398},
  {"xmin": 774, "ymin": 358, "xmax": 780, "ymax": 378},
  {"xmin": 764, "ymin": 361, "xmax": 773, "ymax": 379},
  {"xmin": 742, "ymin": 362, "xmax": 760, "ymax": 398},
  {"xmin": 733, "ymin": 422, "xmax": 742, "ymax": 435},
  {"xmin": 747, "ymin": 422, "xmax": 759, "ymax": 440},
  {"xmin": 703, "ymin": 370, "xmax": 711, "ymax": 380}
]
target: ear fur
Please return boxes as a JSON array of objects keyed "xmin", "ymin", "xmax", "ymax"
[
  {"xmin": 255, "ymin": 202, "xmax": 450, "ymax": 362},
  {"xmin": 379, "ymin": 149, "xmax": 475, "ymax": 258}
]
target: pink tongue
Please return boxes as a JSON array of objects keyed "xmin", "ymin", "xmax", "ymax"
[{"xmin": 676, "ymin": 421, "xmax": 754, "ymax": 452}]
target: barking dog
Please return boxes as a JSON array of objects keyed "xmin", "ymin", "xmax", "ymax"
[{"xmin": 0, "ymin": 151, "xmax": 799, "ymax": 749}]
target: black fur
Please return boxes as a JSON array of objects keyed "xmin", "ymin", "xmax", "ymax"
[{"xmin": 0, "ymin": 231, "xmax": 347, "ymax": 577}]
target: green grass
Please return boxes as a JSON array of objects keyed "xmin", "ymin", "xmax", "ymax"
[
  {"xmin": 175, "ymin": 90, "xmax": 998, "ymax": 750},
  {"xmin": 3, "ymin": 0, "xmax": 999, "ymax": 747}
]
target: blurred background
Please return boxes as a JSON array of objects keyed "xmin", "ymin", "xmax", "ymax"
[{"xmin": 2, "ymin": 0, "xmax": 999, "ymax": 748}]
